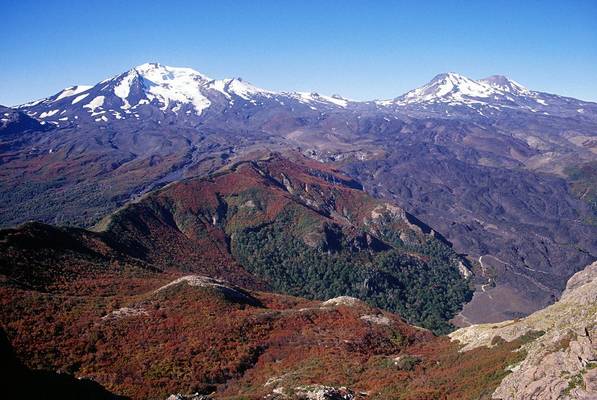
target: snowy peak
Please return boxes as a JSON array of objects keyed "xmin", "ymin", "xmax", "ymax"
[
  {"xmin": 377, "ymin": 72, "xmax": 597, "ymax": 119},
  {"xmin": 19, "ymin": 63, "xmax": 354, "ymax": 127},
  {"xmin": 379, "ymin": 72, "xmax": 557, "ymax": 112},
  {"xmin": 394, "ymin": 72, "xmax": 498, "ymax": 105},
  {"xmin": 429, "ymin": 72, "xmax": 480, "ymax": 88},
  {"xmin": 207, "ymin": 77, "xmax": 275, "ymax": 101},
  {"xmin": 133, "ymin": 62, "xmax": 211, "ymax": 82},
  {"xmin": 108, "ymin": 63, "xmax": 214, "ymax": 114},
  {"xmin": 114, "ymin": 63, "xmax": 276, "ymax": 107},
  {"xmin": 479, "ymin": 75, "xmax": 529, "ymax": 95}
]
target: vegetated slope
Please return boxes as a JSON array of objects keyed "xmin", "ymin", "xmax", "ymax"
[
  {"xmin": 99, "ymin": 153, "xmax": 472, "ymax": 332},
  {"xmin": 0, "ymin": 271, "xmax": 535, "ymax": 400},
  {"xmin": 0, "ymin": 154, "xmax": 472, "ymax": 333},
  {"xmin": 1, "ymin": 327, "xmax": 125, "ymax": 399},
  {"xmin": 0, "ymin": 219, "xmax": 261, "ymax": 294},
  {"xmin": 451, "ymin": 261, "xmax": 597, "ymax": 400}
]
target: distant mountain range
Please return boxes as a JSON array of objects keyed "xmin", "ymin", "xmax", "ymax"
[
  {"xmin": 13, "ymin": 63, "xmax": 597, "ymax": 128},
  {"xmin": 1, "ymin": 63, "xmax": 596, "ymax": 327}
]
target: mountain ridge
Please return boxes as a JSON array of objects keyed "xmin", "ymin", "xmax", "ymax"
[
  {"xmin": 14, "ymin": 63, "xmax": 597, "ymax": 129},
  {"xmin": 16, "ymin": 63, "xmax": 597, "ymax": 107}
]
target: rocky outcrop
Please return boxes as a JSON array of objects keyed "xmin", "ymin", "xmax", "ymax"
[
  {"xmin": 321, "ymin": 296, "xmax": 363, "ymax": 307},
  {"xmin": 268, "ymin": 385, "xmax": 357, "ymax": 399},
  {"xmin": 359, "ymin": 314, "xmax": 391, "ymax": 326},
  {"xmin": 165, "ymin": 394, "xmax": 211, "ymax": 400},
  {"xmin": 450, "ymin": 261, "xmax": 597, "ymax": 400},
  {"xmin": 154, "ymin": 275, "xmax": 261, "ymax": 306},
  {"xmin": 101, "ymin": 306, "xmax": 149, "ymax": 320}
]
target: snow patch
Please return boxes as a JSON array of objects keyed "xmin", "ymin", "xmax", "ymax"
[
  {"xmin": 39, "ymin": 109, "xmax": 60, "ymax": 118},
  {"xmin": 55, "ymin": 85, "xmax": 91, "ymax": 101},
  {"xmin": 209, "ymin": 77, "xmax": 274, "ymax": 101},
  {"xmin": 72, "ymin": 93, "xmax": 90, "ymax": 104},
  {"xmin": 83, "ymin": 96, "xmax": 105, "ymax": 113},
  {"xmin": 291, "ymin": 92, "xmax": 348, "ymax": 108},
  {"xmin": 114, "ymin": 71, "xmax": 135, "ymax": 109}
]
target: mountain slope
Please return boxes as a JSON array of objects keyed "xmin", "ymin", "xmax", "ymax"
[
  {"xmin": 0, "ymin": 104, "xmax": 48, "ymax": 135},
  {"xmin": 450, "ymin": 261, "xmax": 597, "ymax": 399},
  {"xmin": 0, "ymin": 270, "xmax": 536, "ymax": 400},
  {"xmin": 2, "ymin": 219, "xmax": 592, "ymax": 399},
  {"xmin": 341, "ymin": 134, "xmax": 596, "ymax": 325},
  {"xmin": 1, "ymin": 154, "xmax": 472, "ymax": 332},
  {"xmin": 1, "ymin": 63, "xmax": 361, "ymax": 228}
]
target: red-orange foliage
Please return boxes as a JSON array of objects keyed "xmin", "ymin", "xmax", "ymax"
[
  {"xmin": 0, "ymin": 155, "xmax": 503, "ymax": 399},
  {"xmin": 1, "ymin": 272, "xmax": 526, "ymax": 399}
]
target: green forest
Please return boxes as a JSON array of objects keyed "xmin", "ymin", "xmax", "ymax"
[{"xmin": 231, "ymin": 207, "xmax": 472, "ymax": 334}]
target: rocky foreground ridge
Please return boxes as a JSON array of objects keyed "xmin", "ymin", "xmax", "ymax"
[{"xmin": 450, "ymin": 261, "xmax": 597, "ymax": 399}]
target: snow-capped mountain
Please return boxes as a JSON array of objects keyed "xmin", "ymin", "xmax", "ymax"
[
  {"xmin": 18, "ymin": 63, "xmax": 354, "ymax": 128},
  {"xmin": 385, "ymin": 72, "xmax": 501, "ymax": 105},
  {"xmin": 479, "ymin": 74, "xmax": 530, "ymax": 95},
  {"xmin": 378, "ymin": 72, "xmax": 597, "ymax": 120},
  {"xmin": 17, "ymin": 64, "xmax": 597, "ymax": 128}
]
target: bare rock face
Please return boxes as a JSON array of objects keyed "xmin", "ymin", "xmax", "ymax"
[{"xmin": 450, "ymin": 261, "xmax": 597, "ymax": 400}]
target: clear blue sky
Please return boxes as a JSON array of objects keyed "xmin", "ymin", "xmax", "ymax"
[{"xmin": 1, "ymin": 0, "xmax": 596, "ymax": 105}]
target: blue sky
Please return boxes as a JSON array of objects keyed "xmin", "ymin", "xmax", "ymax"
[{"xmin": 1, "ymin": 0, "xmax": 596, "ymax": 105}]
